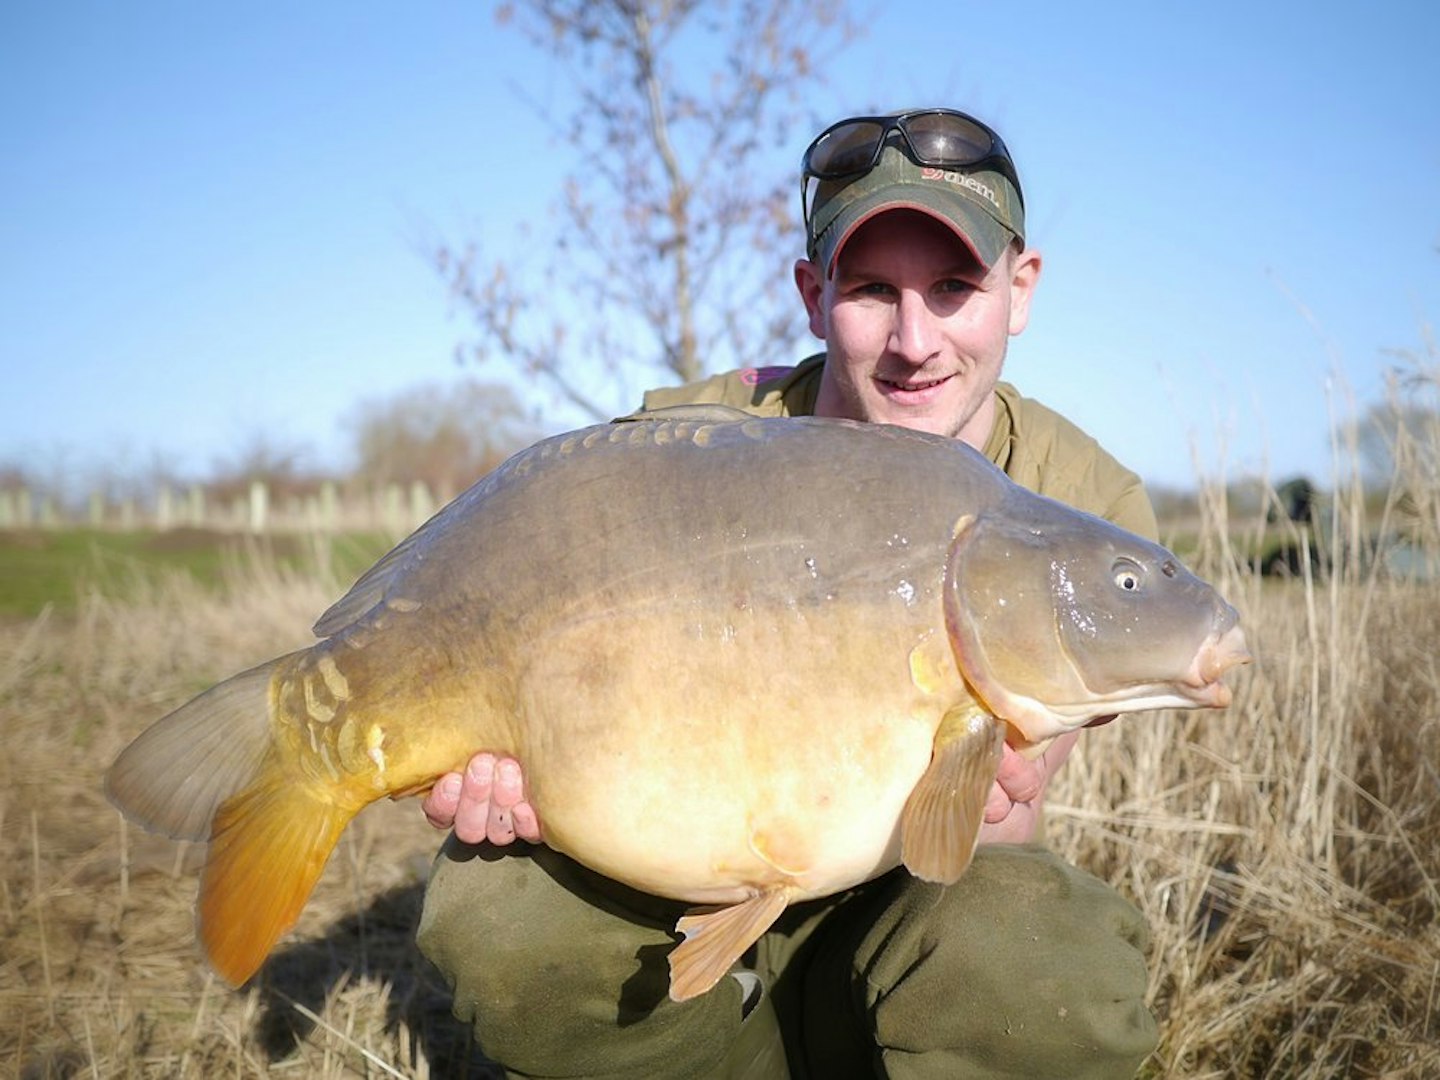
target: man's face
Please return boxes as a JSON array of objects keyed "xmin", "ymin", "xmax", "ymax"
[{"xmin": 795, "ymin": 209, "xmax": 1041, "ymax": 449}]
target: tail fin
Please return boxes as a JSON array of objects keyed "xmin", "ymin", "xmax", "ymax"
[
  {"xmin": 200, "ymin": 769, "xmax": 355, "ymax": 984},
  {"xmin": 105, "ymin": 652, "xmax": 359, "ymax": 985},
  {"xmin": 106, "ymin": 657, "xmax": 289, "ymax": 839}
]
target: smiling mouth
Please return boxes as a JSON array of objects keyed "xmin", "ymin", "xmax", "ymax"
[{"xmin": 877, "ymin": 374, "xmax": 951, "ymax": 393}]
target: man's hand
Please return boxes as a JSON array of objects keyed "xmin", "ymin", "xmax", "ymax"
[
  {"xmin": 425, "ymin": 731, "xmax": 1083, "ymax": 849},
  {"xmin": 422, "ymin": 753, "xmax": 542, "ymax": 845},
  {"xmin": 975, "ymin": 731, "xmax": 1081, "ymax": 845}
]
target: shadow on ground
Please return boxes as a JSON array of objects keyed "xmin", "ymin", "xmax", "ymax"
[{"xmin": 256, "ymin": 882, "xmax": 501, "ymax": 1078}]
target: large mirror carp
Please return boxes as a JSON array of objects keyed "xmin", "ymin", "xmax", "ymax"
[{"xmin": 107, "ymin": 408, "xmax": 1250, "ymax": 1001}]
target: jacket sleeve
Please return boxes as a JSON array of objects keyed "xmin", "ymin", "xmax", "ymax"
[{"xmin": 1100, "ymin": 470, "xmax": 1160, "ymax": 544}]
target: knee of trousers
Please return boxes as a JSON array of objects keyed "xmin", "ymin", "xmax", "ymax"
[
  {"xmin": 802, "ymin": 845, "xmax": 1158, "ymax": 1080},
  {"xmin": 416, "ymin": 837, "xmax": 755, "ymax": 1079}
]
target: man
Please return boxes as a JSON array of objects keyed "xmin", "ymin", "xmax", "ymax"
[{"xmin": 417, "ymin": 109, "xmax": 1160, "ymax": 1079}]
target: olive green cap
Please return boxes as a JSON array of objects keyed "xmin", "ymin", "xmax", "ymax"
[{"xmin": 807, "ymin": 144, "xmax": 1026, "ymax": 276}]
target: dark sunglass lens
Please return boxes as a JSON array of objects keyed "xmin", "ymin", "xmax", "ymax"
[
  {"xmin": 808, "ymin": 120, "xmax": 887, "ymax": 177},
  {"xmin": 903, "ymin": 113, "xmax": 992, "ymax": 165}
]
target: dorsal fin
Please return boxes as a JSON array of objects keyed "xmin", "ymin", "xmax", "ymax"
[
  {"xmin": 311, "ymin": 471, "xmax": 501, "ymax": 638},
  {"xmin": 617, "ymin": 404, "xmax": 755, "ymax": 425}
]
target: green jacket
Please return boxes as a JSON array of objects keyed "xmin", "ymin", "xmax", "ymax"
[{"xmin": 640, "ymin": 354, "xmax": 1158, "ymax": 543}]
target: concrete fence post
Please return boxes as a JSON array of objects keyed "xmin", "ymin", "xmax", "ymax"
[
  {"xmin": 248, "ymin": 480, "xmax": 268, "ymax": 534},
  {"xmin": 156, "ymin": 485, "xmax": 174, "ymax": 531},
  {"xmin": 187, "ymin": 485, "xmax": 205, "ymax": 528},
  {"xmin": 384, "ymin": 483, "xmax": 404, "ymax": 536},
  {"xmin": 409, "ymin": 480, "xmax": 434, "ymax": 530},
  {"xmin": 320, "ymin": 480, "xmax": 339, "ymax": 532}
]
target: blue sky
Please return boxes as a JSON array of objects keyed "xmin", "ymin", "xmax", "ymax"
[{"xmin": 4, "ymin": 1, "xmax": 1437, "ymax": 495}]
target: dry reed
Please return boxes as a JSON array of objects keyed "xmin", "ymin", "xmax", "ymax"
[
  {"xmin": 2, "ymin": 365, "xmax": 1436, "ymax": 1076},
  {"xmin": 1, "ymin": 545, "xmax": 496, "ymax": 1077},
  {"xmin": 1050, "ymin": 351, "xmax": 1440, "ymax": 1077}
]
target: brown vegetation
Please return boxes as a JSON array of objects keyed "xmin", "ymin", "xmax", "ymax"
[
  {"xmin": 3, "ymin": 397, "xmax": 1437, "ymax": 1076},
  {"xmin": 1, "ymin": 557, "xmax": 498, "ymax": 1077},
  {"xmin": 1052, "ymin": 506, "xmax": 1439, "ymax": 1076}
]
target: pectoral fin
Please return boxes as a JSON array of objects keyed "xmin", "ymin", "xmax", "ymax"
[
  {"xmin": 901, "ymin": 706, "xmax": 1005, "ymax": 885},
  {"xmin": 669, "ymin": 887, "xmax": 790, "ymax": 1002}
]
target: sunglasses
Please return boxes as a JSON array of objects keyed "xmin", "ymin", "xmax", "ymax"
[{"xmin": 801, "ymin": 109, "xmax": 1025, "ymax": 229}]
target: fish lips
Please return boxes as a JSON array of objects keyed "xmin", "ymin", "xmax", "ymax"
[{"xmin": 1179, "ymin": 622, "xmax": 1253, "ymax": 706}]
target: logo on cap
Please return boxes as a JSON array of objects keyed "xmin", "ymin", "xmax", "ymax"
[{"xmin": 920, "ymin": 167, "xmax": 1000, "ymax": 211}]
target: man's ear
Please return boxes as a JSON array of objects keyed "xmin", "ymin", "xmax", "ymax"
[
  {"xmin": 793, "ymin": 258, "xmax": 827, "ymax": 340},
  {"xmin": 1007, "ymin": 247, "xmax": 1042, "ymax": 337}
]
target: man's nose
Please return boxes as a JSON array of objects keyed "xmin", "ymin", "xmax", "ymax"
[{"xmin": 888, "ymin": 291, "xmax": 941, "ymax": 364}]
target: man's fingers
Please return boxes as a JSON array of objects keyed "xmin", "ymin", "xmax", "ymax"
[
  {"xmin": 994, "ymin": 744, "xmax": 1045, "ymax": 804},
  {"xmin": 491, "ymin": 757, "xmax": 524, "ymax": 808},
  {"xmin": 484, "ymin": 757, "xmax": 524, "ymax": 844},
  {"xmin": 983, "ymin": 781, "xmax": 1013, "ymax": 824},
  {"xmin": 511, "ymin": 803, "xmax": 543, "ymax": 843},
  {"xmin": 422, "ymin": 772, "xmax": 464, "ymax": 829},
  {"xmin": 428, "ymin": 751, "xmax": 540, "ymax": 847},
  {"xmin": 487, "ymin": 757, "xmax": 539, "ymax": 844},
  {"xmin": 486, "ymin": 807, "xmax": 516, "ymax": 846},
  {"xmin": 452, "ymin": 753, "xmax": 498, "ymax": 845}
]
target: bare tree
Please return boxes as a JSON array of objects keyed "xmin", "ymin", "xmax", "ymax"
[
  {"xmin": 435, "ymin": 0, "xmax": 857, "ymax": 422},
  {"xmin": 1358, "ymin": 328, "xmax": 1437, "ymax": 472},
  {"xmin": 1358, "ymin": 332, "xmax": 1440, "ymax": 548},
  {"xmin": 207, "ymin": 432, "xmax": 321, "ymax": 503},
  {"xmin": 348, "ymin": 379, "xmax": 536, "ymax": 499}
]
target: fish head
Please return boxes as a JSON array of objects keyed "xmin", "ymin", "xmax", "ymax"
[{"xmin": 943, "ymin": 506, "xmax": 1251, "ymax": 747}]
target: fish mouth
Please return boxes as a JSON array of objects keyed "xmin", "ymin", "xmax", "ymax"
[{"xmin": 1181, "ymin": 623, "xmax": 1253, "ymax": 706}]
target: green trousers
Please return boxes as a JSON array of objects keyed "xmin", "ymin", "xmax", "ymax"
[{"xmin": 417, "ymin": 842, "xmax": 1157, "ymax": 1079}]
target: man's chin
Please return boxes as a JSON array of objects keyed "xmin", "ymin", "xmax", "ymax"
[{"xmin": 863, "ymin": 407, "xmax": 960, "ymax": 440}]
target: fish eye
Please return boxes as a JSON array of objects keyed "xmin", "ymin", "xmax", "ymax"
[{"xmin": 1112, "ymin": 558, "xmax": 1144, "ymax": 592}]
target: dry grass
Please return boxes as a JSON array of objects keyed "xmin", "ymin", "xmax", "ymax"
[
  {"xmin": 1050, "ymin": 357, "xmax": 1440, "ymax": 1078},
  {"xmin": 3, "ymin": 372, "xmax": 1437, "ymax": 1077},
  {"xmin": 1050, "ymin": 554, "xmax": 1440, "ymax": 1077},
  {"xmin": 1, "ymin": 552, "xmax": 497, "ymax": 1077}
]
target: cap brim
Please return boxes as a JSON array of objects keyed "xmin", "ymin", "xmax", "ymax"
[{"xmin": 820, "ymin": 184, "xmax": 1013, "ymax": 278}]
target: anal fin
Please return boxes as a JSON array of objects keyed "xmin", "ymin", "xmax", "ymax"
[
  {"xmin": 901, "ymin": 706, "xmax": 1004, "ymax": 885},
  {"xmin": 669, "ymin": 888, "xmax": 790, "ymax": 1002}
]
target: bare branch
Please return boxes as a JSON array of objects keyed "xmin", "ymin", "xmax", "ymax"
[{"xmin": 434, "ymin": 0, "xmax": 859, "ymax": 423}]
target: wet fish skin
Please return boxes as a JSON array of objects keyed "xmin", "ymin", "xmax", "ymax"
[{"xmin": 105, "ymin": 411, "xmax": 1250, "ymax": 1000}]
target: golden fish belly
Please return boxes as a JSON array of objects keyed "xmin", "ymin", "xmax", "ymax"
[{"xmin": 507, "ymin": 596, "xmax": 964, "ymax": 903}]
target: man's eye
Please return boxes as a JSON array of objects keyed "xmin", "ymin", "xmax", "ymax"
[{"xmin": 937, "ymin": 279, "xmax": 975, "ymax": 294}]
